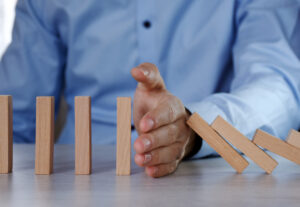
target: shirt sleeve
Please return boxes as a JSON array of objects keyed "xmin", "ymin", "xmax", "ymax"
[
  {"xmin": 0, "ymin": 0, "xmax": 65, "ymax": 142},
  {"xmin": 186, "ymin": 0, "xmax": 300, "ymax": 158}
]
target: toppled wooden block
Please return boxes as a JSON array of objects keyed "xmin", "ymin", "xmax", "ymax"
[
  {"xmin": 35, "ymin": 97, "xmax": 55, "ymax": 175},
  {"xmin": 116, "ymin": 97, "xmax": 132, "ymax": 175},
  {"xmin": 253, "ymin": 129, "xmax": 300, "ymax": 165},
  {"xmin": 75, "ymin": 96, "xmax": 92, "ymax": 175},
  {"xmin": 0, "ymin": 96, "xmax": 13, "ymax": 174},
  {"xmin": 187, "ymin": 113, "xmax": 249, "ymax": 173},
  {"xmin": 211, "ymin": 116, "xmax": 278, "ymax": 174},
  {"xmin": 286, "ymin": 129, "xmax": 300, "ymax": 148}
]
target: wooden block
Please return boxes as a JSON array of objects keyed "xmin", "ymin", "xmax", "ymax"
[
  {"xmin": 286, "ymin": 129, "xmax": 300, "ymax": 148},
  {"xmin": 75, "ymin": 96, "xmax": 92, "ymax": 175},
  {"xmin": 0, "ymin": 96, "xmax": 13, "ymax": 173},
  {"xmin": 253, "ymin": 129, "xmax": 300, "ymax": 165},
  {"xmin": 116, "ymin": 97, "xmax": 131, "ymax": 175},
  {"xmin": 211, "ymin": 116, "xmax": 278, "ymax": 174},
  {"xmin": 35, "ymin": 97, "xmax": 54, "ymax": 175},
  {"xmin": 187, "ymin": 113, "xmax": 249, "ymax": 173}
]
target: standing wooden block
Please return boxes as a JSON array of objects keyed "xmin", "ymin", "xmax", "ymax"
[
  {"xmin": 253, "ymin": 129, "xmax": 300, "ymax": 165},
  {"xmin": 187, "ymin": 113, "xmax": 249, "ymax": 173},
  {"xmin": 0, "ymin": 96, "xmax": 13, "ymax": 174},
  {"xmin": 116, "ymin": 97, "xmax": 131, "ymax": 175},
  {"xmin": 286, "ymin": 129, "xmax": 300, "ymax": 148},
  {"xmin": 211, "ymin": 116, "xmax": 278, "ymax": 174},
  {"xmin": 75, "ymin": 96, "xmax": 92, "ymax": 175},
  {"xmin": 35, "ymin": 97, "xmax": 54, "ymax": 175}
]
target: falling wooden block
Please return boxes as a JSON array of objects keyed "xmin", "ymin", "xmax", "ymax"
[
  {"xmin": 187, "ymin": 113, "xmax": 249, "ymax": 173},
  {"xmin": 211, "ymin": 116, "xmax": 278, "ymax": 174},
  {"xmin": 253, "ymin": 129, "xmax": 300, "ymax": 165},
  {"xmin": 0, "ymin": 96, "xmax": 13, "ymax": 174},
  {"xmin": 75, "ymin": 96, "xmax": 92, "ymax": 175},
  {"xmin": 286, "ymin": 129, "xmax": 300, "ymax": 148},
  {"xmin": 35, "ymin": 97, "xmax": 54, "ymax": 175},
  {"xmin": 116, "ymin": 97, "xmax": 131, "ymax": 175}
]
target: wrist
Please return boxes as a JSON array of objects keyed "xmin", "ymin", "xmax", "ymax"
[{"xmin": 183, "ymin": 108, "xmax": 202, "ymax": 159}]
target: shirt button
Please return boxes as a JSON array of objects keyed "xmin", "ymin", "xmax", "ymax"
[{"xmin": 143, "ymin": 20, "xmax": 151, "ymax": 29}]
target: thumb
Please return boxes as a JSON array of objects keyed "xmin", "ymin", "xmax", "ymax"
[{"xmin": 131, "ymin": 63, "xmax": 166, "ymax": 91}]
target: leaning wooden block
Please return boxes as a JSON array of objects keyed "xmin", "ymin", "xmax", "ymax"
[
  {"xmin": 35, "ymin": 97, "xmax": 55, "ymax": 175},
  {"xmin": 211, "ymin": 116, "xmax": 278, "ymax": 174},
  {"xmin": 253, "ymin": 129, "xmax": 300, "ymax": 165},
  {"xmin": 75, "ymin": 96, "xmax": 92, "ymax": 175},
  {"xmin": 286, "ymin": 129, "xmax": 300, "ymax": 148},
  {"xmin": 187, "ymin": 113, "xmax": 249, "ymax": 173},
  {"xmin": 0, "ymin": 96, "xmax": 13, "ymax": 174},
  {"xmin": 116, "ymin": 97, "xmax": 131, "ymax": 175}
]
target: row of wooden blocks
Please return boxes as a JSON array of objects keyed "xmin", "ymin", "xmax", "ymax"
[
  {"xmin": 187, "ymin": 113, "xmax": 300, "ymax": 174},
  {"xmin": 0, "ymin": 95, "xmax": 132, "ymax": 175},
  {"xmin": 1, "ymin": 94, "xmax": 300, "ymax": 175}
]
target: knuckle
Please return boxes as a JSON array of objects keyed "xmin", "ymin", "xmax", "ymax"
[
  {"xmin": 173, "ymin": 97, "xmax": 186, "ymax": 118},
  {"xmin": 167, "ymin": 124, "xmax": 178, "ymax": 142},
  {"xmin": 167, "ymin": 105, "xmax": 176, "ymax": 123},
  {"xmin": 174, "ymin": 144, "xmax": 183, "ymax": 160}
]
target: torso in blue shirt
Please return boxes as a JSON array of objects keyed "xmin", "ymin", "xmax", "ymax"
[
  {"xmin": 56, "ymin": 0, "xmax": 235, "ymax": 143},
  {"xmin": 1, "ymin": 0, "xmax": 299, "ymax": 158}
]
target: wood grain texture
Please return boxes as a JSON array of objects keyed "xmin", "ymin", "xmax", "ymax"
[
  {"xmin": 253, "ymin": 129, "xmax": 300, "ymax": 165},
  {"xmin": 286, "ymin": 129, "xmax": 300, "ymax": 148},
  {"xmin": 211, "ymin": 116, "xmax": 278, "ymax": 174},
  {"xmin": 116, "ymin": 97, "xmax": 131, "ymax": 175},
  {"xmin": 35, "ymin": 97, "xmax": 54, "ymax": 175},
  {"xmin": 0, "ymin": 96, "xmax": 13, "ymax": 173},
  {"xmin": 75, "ymin": 96, "xmax": 92, "ymax": 175},
  {"xmin": 187, "ymin": 113, "xmax": 249, "ymax": 173}
]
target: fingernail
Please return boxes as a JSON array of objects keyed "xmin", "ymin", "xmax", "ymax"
[
  {"xmin": 142, "ymin": 138, "xmax": 151, "ymax": 150},
  {"xmin": 144, "ymin": 154, "xmax": 152, "ymax": 164},
  {"xmin": 145, "ymin": 119, "xmax": 154, "ymax": 131},
  {"xmin": 141, "ymin": 68, "xmax": 150, "ymax": 76}
]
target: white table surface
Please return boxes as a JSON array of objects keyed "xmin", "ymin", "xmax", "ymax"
[{"xmin": 0, "ymin": 144, "xmax": 299, "ymax": 207}]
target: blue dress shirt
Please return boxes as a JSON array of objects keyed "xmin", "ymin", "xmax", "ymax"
[{"xmin": 1, "ymin": 0, "xmax": 300, "ymax": 158}]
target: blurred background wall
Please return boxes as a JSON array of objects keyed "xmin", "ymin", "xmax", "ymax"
[{"xmin": 0, "ymin": 0, "xmax": 17, "ymax": 58}]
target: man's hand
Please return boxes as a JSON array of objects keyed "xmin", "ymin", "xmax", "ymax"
[{"xmin": 131, "ymin": 63, "xmax": 197, "ymax": 178}]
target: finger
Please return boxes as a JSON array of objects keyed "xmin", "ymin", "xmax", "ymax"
[
  {"xmin": 145, "ymin": 161, "xmax": 179, "ymax": 178},
  {"xmin": 131, "ymin": 62, "xmax": 166, "ymax": 91},
  {"xmin": 139, "ymin": 97, "xmax": 186, "ymax": 132},
  {"xmin": 134, "ymin": 142, "xmax": 183, "ymax": 167},
  {"xmin": 134, "ymin": 119, "xmax": 187, "ymax": 154}
]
